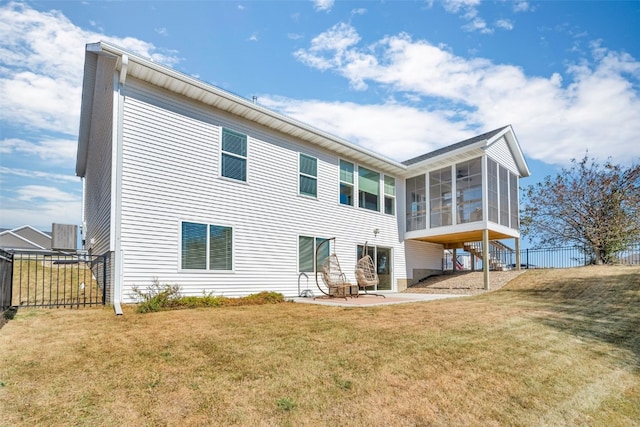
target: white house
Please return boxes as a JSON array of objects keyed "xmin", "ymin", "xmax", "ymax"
[{"xmin": 76, "ymin": 41, "xmax": 530, "ymax": 310}]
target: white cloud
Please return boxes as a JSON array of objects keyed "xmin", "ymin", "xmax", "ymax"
[
  {"xmin": 0, "ymin": 167, "xmax": 79, "ymax": 183},
  {"xmin": 312, "ymin": 0, "xmax": 334, "ymax": 12},
  {"xmin": 514, "ymin": 1, "xmax": 531, "ymax": 12},
  {"xmin": 291, "ymin": 23, "xmax": 640, "ymax": 166},
  {"xmin": 155, "ymin": 27, "xmax": 168, "ymax": 36},
  {"xmin": 259, "ymin": 96, "xmax": 470, "ymax": 161},
  {"xmin": 495, "ymin": 19, "xmax": 514, "ymax": 31},
  {"xmin": 0, "ymin": 2, "xmax": 182, "ymax": 137},
  {"xmin": 0, "ymin": 137, "xmax": 77, "ymax": 163},
  {"xmin": 16, "ymin": 185, "xmax": 78, "ymax": 202}
]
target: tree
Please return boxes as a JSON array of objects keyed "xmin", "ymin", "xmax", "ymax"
[{"xmin": 521, "ymin": 154, "xmax": 640, "ymax": 264}]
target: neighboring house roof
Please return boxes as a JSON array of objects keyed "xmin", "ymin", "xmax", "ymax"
[
  {"xmin": 77, "ymin": 41, "xmax": 530, "ymax": 179},
  {"xmin": 0, "ymin": 225, "xmax": 52, "ymax": 250}
]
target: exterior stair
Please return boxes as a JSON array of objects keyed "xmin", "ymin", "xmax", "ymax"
[{"xmin": 463, "ymin": 241, "xmax": 513, "ymax": 271}]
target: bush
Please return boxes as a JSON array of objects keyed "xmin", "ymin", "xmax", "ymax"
[{"xmin": 131, "ymin": 280, "xmax": 285, "ymax": 313}]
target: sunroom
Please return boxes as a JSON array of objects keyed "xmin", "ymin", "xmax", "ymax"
[{"xmin": 403, "ymin": 126, "xmax": 530, "ymax": 279}]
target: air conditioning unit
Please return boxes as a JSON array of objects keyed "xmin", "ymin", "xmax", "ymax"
[{"xmin": 52, "ymin": 223, "xmax": 78, "ymax": 251}]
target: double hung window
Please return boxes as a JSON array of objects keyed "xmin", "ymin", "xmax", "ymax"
[
  {"xmin": 221, "ymin": 128, "xmax": 247, "ymax": 181},
  {"xmin": 339, "ymin": 160, "xmax": 354, "ymax": 206},
  {"xmin": 384, "ymin": 176, "xmax": 395, "ymax": 215},
  {"xmin": 181, "ymin": 221, "xmax": 233, "ymax": 270},
  {"xmin": 299, "ymin": 154, "xmax": 318, "ymax": 198},
  {"xmin": 358, "ymin": 167, "xmax": 380, "ymax": 211},
  {"xmin": 298, "ymin": 236, "xmax": 329, "ymax": 272}
]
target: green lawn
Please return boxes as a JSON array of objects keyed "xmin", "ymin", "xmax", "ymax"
[{"xmin": 1, "ymin": 265, "xmax": 639, "ymax": 426}]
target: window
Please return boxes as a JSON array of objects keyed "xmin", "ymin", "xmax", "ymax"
[
  {"xmin": 358, "ymin": 166, "xmax": 380, "ymax": 211},
  {"xmin": 509, "ymin": 172, "xmax": 519, "ymax": 229},
  {"xmin": 406, "ymin": 174, "xmax": 426, "ymax": 231},
  {"xmin": 299, "ymin": 154, "xmax": 317, "ymax": 197},
  {"xmin": 181, "ymin": 221, "xmax": 233, "ymax": 270},
  {"xmin": 384, "ymin": 175, "xmax": 395, "ymax": 215},
  {"xmin": 339, "ymin": 160, "xmax": 354, "ymax": 206},
  {"xmin": 487, "ymin": 158, "xmax": 499, "ymax": 223},
  {"xmin": 456, "ymin": 157, "xmax": 482, "ymax": 223},
  {"xmin": 221, "ymin": 128, "xmax": 247, "ymax": 181},
  {"xmin": 298, "ymin": 236, "xmax": 330, "ymax": 273},
  {"xmin": 430, "ymin": 167, "xmax": 452, "ymax": 228}
]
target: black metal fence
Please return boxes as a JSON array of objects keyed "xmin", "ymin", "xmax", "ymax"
[
  {"xmin": 11, "ymin": 251, "xmax": 111, "ymax": 308},
  {"xmin": 512, "ymin": 242, "xmax": 640, "ymax": 269},
  {"xmin": 0, "ymin": 248, "xmax": 13, "ymax": 311}
]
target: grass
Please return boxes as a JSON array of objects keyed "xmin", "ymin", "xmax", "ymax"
[{"xmin": 0, "ymin": 265, "xmax": 639, "ymax": 426}]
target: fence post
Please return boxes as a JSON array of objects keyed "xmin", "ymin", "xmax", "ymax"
[
  {"xmin": 526, "ymin": 248, "xmax": 529, "ymax": 269},
  {"xmin": 102, "ymin": 254, "xmax": 107, "ymax": 306}
]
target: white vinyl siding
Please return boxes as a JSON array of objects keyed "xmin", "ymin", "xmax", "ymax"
[
  {"xmin": 485, "ymin": 136, "xmax": 518, "ymax": 174},
  {"xmin": 83, "ymin": 54, "xmax": 116, "ymax": 256},
  {"xmin": 116, "ymin": 79, "xmax": 406, "ymax": 301},
  {"xmin": 299, "ymin": 154, "xmax": 318, "ymax": 198}
]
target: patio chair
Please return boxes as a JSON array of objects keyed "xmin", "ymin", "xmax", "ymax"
[
  {"xmin": 355, "ymin": 254, "xmax": 385, "ymax": 298},
  {"xmin": 317, "ymin": 253, "xmax": 358, "ymax": 299}
]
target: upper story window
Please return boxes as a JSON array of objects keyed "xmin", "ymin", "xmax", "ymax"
[
  {"xmin": 339, "ymin": 160, "xmax": 354, "ymax": 206},
  {"xmin": 429, "ymin": 167, "xmax": 452, "ymax": 228},
  {"xmin": 358, "ymin": 166, "xmax": 380, "ymax": 211},
  {"xmin": 181, "ymin": 221, "xmax": 233, "ymax": 271},
  {"xmin": 299, "ymin": 154, "xmax": 318, "ymax": 198},
  {"xmin": 221, "ymin": 128, "xmax": 247, "ymax": 182},
  {"xmin": 384, "ymin": 175, "xmax": 395, "ymax": 215}
]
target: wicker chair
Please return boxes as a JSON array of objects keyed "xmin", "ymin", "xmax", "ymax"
[
  {"xmin": 355, "ymin": 255, "xmax": 385, "ymax": 298},
  {"xmin": 317, "ymin": 254, "xmax": 357, "ymax": 299}
]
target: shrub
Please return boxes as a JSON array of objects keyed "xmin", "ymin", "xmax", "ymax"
[{"xmin": 132, "ymin": 280, "xmax": 285, "ymax": 313}]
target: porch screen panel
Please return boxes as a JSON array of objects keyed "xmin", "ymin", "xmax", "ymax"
[
  {"xmin": 384, "ymin": 175, "xmax": 395, "ymax": 215},
  {"xmin": 456, "ymin": 157, "xmax": 483, "ymax": 223},
  {"xmin": 406, "ymin": 174, "xmax": 426, "ymax": 231},
  {"xmin": 499, "ymin": 165, "xmax": 509, "ymax": 226},
  {"xmin": 509, "ymin": 172, "xmax": 519, "ymax": 229},
  {"xmin": 430, "ymin": 167, "xmax": 452, "ymax": 228},
  {"xmin": 487, "ymin": 158, "xmax": 499, "ymax": 223},
  {"xmin": 182, "ymin": 222, "xmax": 207, "ymax": 269},
  {"xmin": 209, "ymin": 225, "xmax": 232, "ymax": 270},
  {"xmin": 358, "ymin": 167, "xmax": 380, "ymax": 211}
]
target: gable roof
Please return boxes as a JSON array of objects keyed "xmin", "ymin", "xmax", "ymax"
[
  {"xmin": 403, "ymin": 125, "xmax": 530, "ymax": 177},
  {"xmin": 77, "ymin": 41, "xmax": 530, "ymax": 179},
  {"xmin": 0, "ymin": 225, "xmax": 52, "ymax": 250}
]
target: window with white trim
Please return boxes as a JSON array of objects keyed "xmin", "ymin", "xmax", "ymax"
[
  {"xmin": 221, "ymin": 128, "xmax": 247, "ymax": 181},
  {"xmin": 384, "ymin": 175, "xmax": 395, "ymax": 215},
  {"xmin": 298, "ymin": 236, "xmax": 330, "ymax": 273},
  {"xmin": 299, "ymin": 154, "xmax": 317, "ymax": 197},
  {"xmin": 358, "ymin": 166, "xmax": 380, "ymax": 211},
  {"xmin": 339, "ymin": 160, "xmax": 354, "ymax": 206},
  {"xmin": 181, "ymin": 221, "xmax": 233, "ymax": 270}
]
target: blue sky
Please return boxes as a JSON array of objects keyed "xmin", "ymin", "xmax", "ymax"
[{"xmin": 1, "ymin": 0, "xmax": 639, "ymax": 233}]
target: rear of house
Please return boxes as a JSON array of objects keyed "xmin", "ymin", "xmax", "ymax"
[{"xmin": 76, "ymin": 41, "xmax": 529, "ymax": 306}]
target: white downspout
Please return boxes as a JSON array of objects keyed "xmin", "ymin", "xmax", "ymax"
[{"xmin": 112, "ymin": 54, "xmax": 128, "ymax": 316}]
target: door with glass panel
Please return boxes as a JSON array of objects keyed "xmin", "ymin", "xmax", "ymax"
[{"xmin": 356, "ymin": 245, "xmax": 392, "ymax": 291}]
